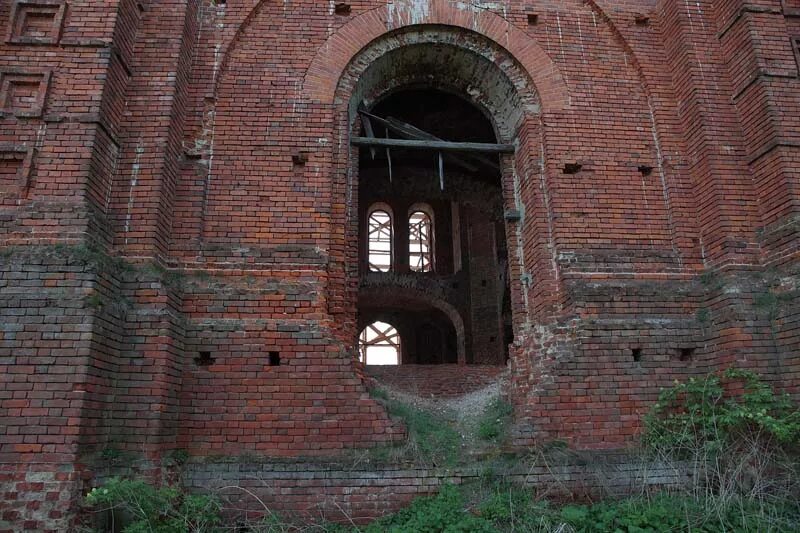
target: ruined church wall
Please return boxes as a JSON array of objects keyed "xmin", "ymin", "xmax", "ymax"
[{"xmin": 1, "ymin": 0, "xmax": 800, "ymax": 529}]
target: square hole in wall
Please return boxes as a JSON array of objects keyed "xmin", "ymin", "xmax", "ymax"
[
  {"xmin": 6, "ymin": 1, "xmax": 66, "ymax": 45},
  {"xmin": 194, "ymin": 350, "xmax": 215, "ymax": 367},
  {"xmin": 268, "ymin": 351, "xmax": 281, "ymax": 366},
  {"xmin": 0, "ymin": 70, "xmax": 50, "ymax": 117},
  {"xmin": 678, "ymin": 347, "xmax": 695, "ymax": 362},
  {"xmin": 334, "ymin": 3, "xmax": 351, "ymax": 16}
]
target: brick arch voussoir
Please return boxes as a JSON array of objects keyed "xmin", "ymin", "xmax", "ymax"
[
  {"xmin": 212, "ymin": 0, "xmax": 275, "ymax": 97},
  {"xmin": 583, "ymin": 0, "xmax": 653, "ymax": 96},
  {"xmin": 302, "ymin": 0, "xmax": 569, "ymax": 112}
]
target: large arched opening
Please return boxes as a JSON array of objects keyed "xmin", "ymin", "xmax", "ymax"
[{"xmin": 330, "ymin": 25, "xmax": 545, "ymax": 388}]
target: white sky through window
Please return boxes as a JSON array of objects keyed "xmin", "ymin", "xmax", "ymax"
[
  {"xmin": 359, "ymin": 321, "xmax": 400, "ymax": 365},
  {"xmin": 409, "ymin": 210, "xmax": 432, "ymax": 272},
  {"xmin": 368, "ymin": 210, "xmax": 392, "ymax": 272}
]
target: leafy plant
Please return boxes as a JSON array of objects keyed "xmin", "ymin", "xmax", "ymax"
[
  {"xmin": 368, "ymin": 387, "xmax": 389, "ymax": 401},
  {"xmin": 478, "ymin": 484, "xmax": 558, "ymax": 531},
  {"xmin": 163, "ymin": 449, "xmax": 190, "ymax": 467},
  {"xmin": 85, "ymin": 477, "xmax": 222, "ymax": 533},
  {"xmin": 363, "ymin": 484, "xmax": 494, "ymax": 533},
  {"xmin": 560, "ymin": 493, "xmax": 799, "ymax": 532},
  {"xmin": 642, "ymin": 368, "xmax": 800, "ymax": 526},
  {"xmin": 644, "ymin": 368, "xmax": 800, "ymax": 455}
]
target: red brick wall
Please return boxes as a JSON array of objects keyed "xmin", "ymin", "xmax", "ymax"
[
  {"xmin": 182, "ymin": 452, "xmax": 686, "ymax": 524},
  {"xmin": 2, "ymin": 0, "xmax": 800, "ymax": 529}
]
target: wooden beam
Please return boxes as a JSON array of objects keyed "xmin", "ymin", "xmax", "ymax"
[
  {"xmin": 359, "ymin": 110, "xmax": 485, "ymax": 172},
  {"xmin": 351, "ymin": 137, "xmax": 515, "ymax": 153},
  {"xmin": 358, "ymin": 103, "xmax": 377, "ymax": 160}
]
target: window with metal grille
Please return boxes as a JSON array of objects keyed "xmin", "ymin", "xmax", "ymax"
[
  {"xmin": 358, "ymin": 321, "xmax": 400, "ymax": 365},
  {"xmin": 409, "ymin": 209, "xmax": 433, "ymax": 272},
  {"xmin": 367, "ymin": 208, "xmax": 393, "ymax": 272}
]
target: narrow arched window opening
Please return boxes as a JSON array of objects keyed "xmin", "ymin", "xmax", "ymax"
[
  {"xmin": 409, "ymin": 209, "xmax": 433, "ymax": 272},
  {"xmin": 368, "ymin": 208, "xmax": 393, "ymax": 272},
  {"xmin": 358, "ymin": 321, "xmax": 400, "ymax": 365}
]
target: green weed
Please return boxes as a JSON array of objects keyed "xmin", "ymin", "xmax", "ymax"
[
  {"xmin": 477, "ymin": 397, "xmax": 513, "ymax": 441},
  {"xmin": 382, "ymin": 398, "xmax": 462, "ymax": 467}
]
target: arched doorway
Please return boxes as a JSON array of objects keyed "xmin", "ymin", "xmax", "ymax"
[{"xmin": 316, "ymin": 20, "xmax": 554, "ymax": 397}]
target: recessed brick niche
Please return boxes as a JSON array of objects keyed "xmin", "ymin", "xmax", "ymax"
[
  {"xmin": 0, "ymin": 70, "xmax": 51, "ymax": 117},
  {"xmin": 783, "ymin": 0, "xmax": 800, "ymax": 16},
  {"xmin": 6, "ymin": 1, "xmax": 66, "ymax": 45},
  {"xmin": 0, "ymin": 146, "xmax": 33, "ymax": 192}
]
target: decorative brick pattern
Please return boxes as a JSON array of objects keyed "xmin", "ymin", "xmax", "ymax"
[
  {"xmin": 783, "ymin": 0, "xmax": 800, "ymax": 17},
  {"xmin": 0, "ymin": 145, "xmax": 33, "ymax": 193},
  {"xmin": 5, "ymin": 1, "xmax": 66, "ymax": 45},
  {"xmin": 0, "ymin": 69, "xmax": 49, "ymax": 117}
]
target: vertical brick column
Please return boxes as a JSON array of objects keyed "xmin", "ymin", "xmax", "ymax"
[
  {"xmin": 110, "ymin": 0, "xmax": 198, "ymax": 260},
  {"xmin": 657, "ymin": 0, "xmax": 761, "ymax": 269}
]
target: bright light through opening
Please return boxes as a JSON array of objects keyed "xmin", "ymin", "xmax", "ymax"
[
  {"xmin": 368, "ymin": 210, "xmax": 392, "ymax": 272},
  {"xmin": 359, "ymin": 321, "xmax": 400, "ymax": 365},
  {"xmin": 409, "ymin": 210, "xmax": 433, "ymax": 272}
]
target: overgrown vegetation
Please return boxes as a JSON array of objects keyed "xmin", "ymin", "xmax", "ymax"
[
  {"xmin": 477, "ymin": 398, "xmax": 514, "ymax": 441},
  {"xmin": 641, "ymin": 368, "xmax": 800, "ymax": 531},
  {"xmin": 85, "ymin": 478, "xmax": 223, "ymax": 533},
  {"xmin": 644, "ymin": 368, "xmax": 800, "ymax": 453},
  {"xmin": 84, "ymin": 370, "xmax": 800, "ymax": 532},
  {"xmin": 84, "ymin": 480, "xmax": 800, "ymax": 532},
  {"xmin": 367, "ymin": 389, "xmax": 462, "ymax": 467}
]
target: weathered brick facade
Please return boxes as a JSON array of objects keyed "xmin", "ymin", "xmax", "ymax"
[{"xmin": 1, "ymin": 0, "xmax": 799, "ymax": 530}]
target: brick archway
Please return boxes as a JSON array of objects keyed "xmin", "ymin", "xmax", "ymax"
[
  {"xmin": 322, "ymin": 19, "xmax": 562, "ymax": 375},
  {"xmin": 359, "ymin": 285, "xmax": 467, "ymax": 364},
  {"xmin": 302, "ymin": 0, "xmax": 569, "ymax": 113}
]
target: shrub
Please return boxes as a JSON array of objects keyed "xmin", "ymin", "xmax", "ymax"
[
  {"xmin": 363, "ymin": 484, "xmax": 494, "ymax": 533},
  {"xmin": 644, "ymin": 368, "xmax": 800, "ymax": 456},
  {"xmin": 640, "ymin": 368, "xmax": 800, "ymax": 530},
  {"xmin": 85, "ymin": 477, "xmax": 222, "ymax": 532},
  {"xmin": 560, "ymin": 493, "xmax": 800, "ymax": 532}
]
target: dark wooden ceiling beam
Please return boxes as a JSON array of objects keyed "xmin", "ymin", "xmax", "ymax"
[{"xmin": 350, "ymin": 137, "xmax": 515, "ymax": 153}]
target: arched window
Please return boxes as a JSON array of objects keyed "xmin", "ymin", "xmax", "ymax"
[
  {"xmin": 409, "ymin": 208, "xmax": 433, "ymax": 272},
  {"xmin": 367, "ymin": 207, "xmax": 393, "ymax": 272},
  {"xmin": 358, "ymin": 321, "xmax": 400, "ymax": 365}
]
